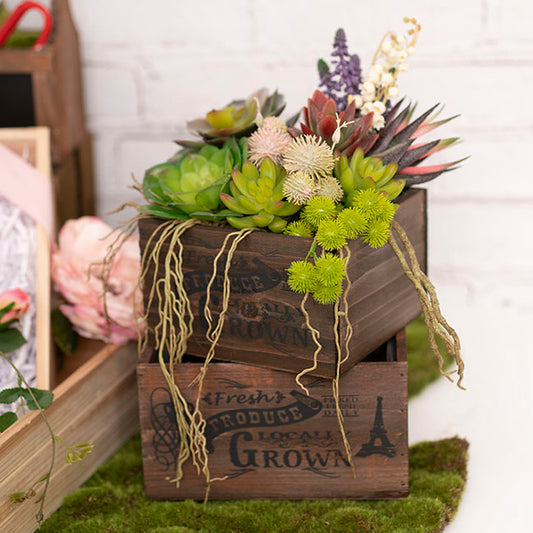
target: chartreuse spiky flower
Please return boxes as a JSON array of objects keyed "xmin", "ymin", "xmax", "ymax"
[
  {"xmin": 219, "ymin": 157, "xmax": 300, "ymax": 232},
  {"xmin": 315, "ymin": 219, "xmax": 347, "ymax": 251},
  {"xmin": 312, "ymin": 281, "xmax": 343, "ymax": 304},
  {"xmin": 287, "ymin": 261, "xmax": 317, "ymax": 293},
  {"xmin": 284, "ymin": 221, "xmax": 314, "ymax": 237},
  {"xmin": 302, "ymin": 196, "xmax": 337, "ymax": 226},
  {"xmin": 361, "ymin": 219, "xmax": 391, "ymax": 248},
  {"xmin": 337, "ymin": 207, "xmax": 368, "ymax": 238},
  {"xmin": 314, "ymin": 253, "xmax": 346, "ymax": 287}
]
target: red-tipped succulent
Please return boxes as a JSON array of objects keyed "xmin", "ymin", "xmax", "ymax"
[
  {"xmin": 368, "ymin": 100, "xmax": 466, "ymax": 185},
  {"xmin": 300, "ymin": 90, "xmax": 378, "ymax": 157}
]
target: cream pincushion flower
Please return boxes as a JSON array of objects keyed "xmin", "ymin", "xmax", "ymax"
[
  {"xmin": 282, "ymin": 171, "xmax": 316, "ymax": 205},
  {"xmin": 248, "ymin": 118, "xmax": 291, "ymax": 166},
  {"xmin": 282, "ymin": 135, "xmax": 335, "ymax": 179}
]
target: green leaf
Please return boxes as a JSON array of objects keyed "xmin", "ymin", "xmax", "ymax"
[
  {"xmin": 51, "ymin": 308, "xmax": 78, "ymax": 355},
  {"xmin": 22, "ymin": 388, "xmax": 54, "ymax": 410},
  {"xmin": 0, "ymin": 302, "xmax": 15, "ymax": 321},
  {"xmin": 139, "ymin": 204, "xmax": 190, "ymax": 220},
  {"xmin": 0, "ymin": 412, "xmax": 18, "ymax": 432},
  {"xmin": 0, "ymin": 328, "xmax": 26, "ymax": 353},
  {"xmin": 0, "ymin": 387, "xmax": 25, "ymax": 404}
]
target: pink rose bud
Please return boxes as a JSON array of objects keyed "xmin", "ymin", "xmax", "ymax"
[{"xmin": 0, "ymin": 288, "xmax": 30, "ymax": 324}]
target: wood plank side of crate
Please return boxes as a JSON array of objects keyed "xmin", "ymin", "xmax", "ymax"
[
  {"xmin": 138, "ymin": 189, "xmax": 425, "ymax": 378},
  {"xmin": 340, "ymin": 188, "xmax": 426, "ymax": 373},
  {"xmin": 0, "ymin": 342, "xmax": 139, "ymax": 533},
  {"xmin": 137, "ymin": 334, "xmax": 408, "ymax": 500}
]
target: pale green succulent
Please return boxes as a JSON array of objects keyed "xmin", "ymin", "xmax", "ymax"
[
  {"xmin": 141, "ymin": 139, "xmax": 247, "ymax": 221},
  {"xmin": 335, "ymin": 147, "xmax": 405, "ymax": 204},
  {"xmin": 220, "ymin": 158, "xmax": 300, "ymax": 233}
]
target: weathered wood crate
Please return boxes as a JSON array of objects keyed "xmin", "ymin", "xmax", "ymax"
[
  {"xmin": 0, "ymin": 0, "xmax": 85, "ymax": 165},
  {"xmin": 137, "ymin": 331, "xmax": 408, "ymax": 500},
  {"xmin": 0, "ymin": 340, "xmax": 139, "ymax": 533},
  {"xmin": 139, "ymin": 188, "xmax": 426, "ymax": 378}
]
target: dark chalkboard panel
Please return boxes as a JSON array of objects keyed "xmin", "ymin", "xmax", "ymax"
[{"xmin": 0, "ymin": 73, "xmax": 35, "ymax": 127}]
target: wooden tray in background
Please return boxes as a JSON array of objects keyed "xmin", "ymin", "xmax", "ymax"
[{"xmin": 0, "ymin": 340, "xmax": 139, "ymax": 533}]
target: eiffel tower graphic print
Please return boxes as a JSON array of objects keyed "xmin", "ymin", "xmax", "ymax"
[{"xmin": 356, "ymin": 396, "xmax": 396, "ymax": 458}]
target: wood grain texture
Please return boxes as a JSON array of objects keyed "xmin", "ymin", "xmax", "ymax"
[
  {"xmin": 0, "ymin": 126, "xmax": 53, "ymax": 389},
  {"xmin": 139, "ymin": 189, "xmax": 426, "ymax": 378},
  {"xmin": 0, "ymin": 342, "xmax": 139, "ymax": 533},
  {"xmin": 137, "ymin": 333, "xmax": 408, "ymax": 500},
  {"xmin": 0, "ymin": 0, "xmax": 86, "ymax": 164}
]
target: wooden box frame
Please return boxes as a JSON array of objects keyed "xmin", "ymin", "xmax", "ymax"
[
  {"xmin": 139, "ymin": 188, "xmax": 426, "ymax": 378},
  {"xmin": 0, "ymin": 126, "xmax": 52, "ymax": 388},
  {"xmin": 0, "ymin": 341, "xmax": 139, "ymax": 533},
  {"xmin": 137, "ymin": 331, "xmax": 408, "ymax": 500},
  {"xmin": 0, "ymin": 0, "xmax": 85, "ymax": 165}
]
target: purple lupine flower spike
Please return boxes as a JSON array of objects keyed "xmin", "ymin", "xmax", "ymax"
[{"xmin": 318, "ymin": 28, "xmax": 362, "ymax": 111}]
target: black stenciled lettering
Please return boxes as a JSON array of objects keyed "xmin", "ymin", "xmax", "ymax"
[
  {"xmin": 263, "ymin": 450, "xmax": 281, "ymax": 468},
  {"xmin": 303, "ymin": 450, "xmax": 331, "ymax": 468},
  {"xmin": 229, "ymin": 431, "xmax": 258, "ymax": 468},
  {"xmin": 283, "ymin": 450, "xmax": 302, "ymax": 468},
  {"xmin": 291, "ymin": 326, "xmax": 308, "ymax": 346},
  {"xmin": 263, "ymin": 322, "xmax": 289, "ymax": 344},
  {"xmin": 229, "ymin": 317, "xmax": 244, "ymax": 337},
  {"xmin": 246, "ymin": 321, "xmax": 263, "ymax": 340},
  {"xmin": 333, "ymin": 449, "xmax": 352, "ymax": 467}
]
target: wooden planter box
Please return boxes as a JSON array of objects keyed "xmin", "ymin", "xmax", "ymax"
[
  {"xmin": 139, "ymin": 188, "xmax": 426, "ymax": 378},
  {"xmin": 0, "ymin": 341, "xmax": 139, "ymax": 533},
  {"xmin": 0, "ymin": 0, "xmax": 86, "ymax": 165},
  {"xmin": 137, "ymin": 331, "xmax": 408, "ymax": 500}
]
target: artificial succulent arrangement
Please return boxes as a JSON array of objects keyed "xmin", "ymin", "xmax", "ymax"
[{"xmin": 123, "ymin": 18, "xmax": 466, "ymax": 493}]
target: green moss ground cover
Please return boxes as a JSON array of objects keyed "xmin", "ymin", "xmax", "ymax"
[
  {"xmin": 39, "ymin": 435, "xmax": 468, "ymax": 533},
  {"xmin": 39, "ymin": 316, "xmax": 466, "ymax": 532}
]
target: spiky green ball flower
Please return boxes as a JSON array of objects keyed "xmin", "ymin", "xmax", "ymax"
[
  {"xmin": 312, "ymin": 282, "xmax": 343, "ymax": 304},
  {"xmin": 362, "ymin": 219, "xmax": 391, "ymax": 248},
  {"xmin": 373, "ymin": 200, "xmax": 398, "ymax": 224},
  {"xmin": 315, "ymin": 219, "xmax": 347, "ymax": 251},
  {"xmin": 351, "ymin": 189, "xmax": 387, "ymax": 218},
  {"xmin": 302, "ymin": 196, "xmax": 337, "ymax": 226},
  {"xmin": 287, "ymin": 261, "xmax": 317, "ymax": 293},
  {"xmin": 283, "ymin": 171, "xmax": 316, "ymax": 205},
  {"xmin": 283, "ymin": 135, "xmax": 336, "ymax": 179},
  {"xmin": 315, "ymin": 253, "xmax": 346, "ymax": 287},
  {"xmin": 337, "ymin": 207, "xmax": 369, "ymax": 238},
  {"xmin": 284, "ymin": 220, "xmax": 314, "ymax": 237},
  {"xmin": 314, "ymin": 176, "xmax": 344, "ymax": 203}
]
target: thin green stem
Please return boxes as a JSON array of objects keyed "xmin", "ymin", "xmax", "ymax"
[
  {"xmin": 0, "ymin": 351, "xmax": 56, "ymax": 524},
  {"xmin": 305, "ymin": 240, "xmax": 318, "ymax": 261}
]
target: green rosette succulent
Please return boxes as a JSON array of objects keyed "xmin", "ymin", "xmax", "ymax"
[
  {"xmin": 141, "ymin": 139, "xmax": 247, "ymax": 221},
  {"xmin": 335, "ymin": 147, "xmax": 405, "ymax": 204},
  {"xmin": 220, "ymin": 158, "xmax": 300, "ymax": 233},
  {"xmin": 179, "ymin": 88, "xmax": 286, "ymax": 147}
]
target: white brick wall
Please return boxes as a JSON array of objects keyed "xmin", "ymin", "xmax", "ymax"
[{"xmin": 13, "ymin": 0, "xmax": 531, "ymax": 530}]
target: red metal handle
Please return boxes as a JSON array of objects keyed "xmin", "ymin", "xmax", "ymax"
[{"xmin": 0, "ymin": 1, "xmax": 54, "ymax": 51}]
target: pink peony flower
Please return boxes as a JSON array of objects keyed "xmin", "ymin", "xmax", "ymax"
[
  {"xmin": 51, "ymin": 217, "xmax": 144, "ymax": 345},
  {"xmin": 0, "ymin": 288, "xmax": 30, "ymax": 324}
]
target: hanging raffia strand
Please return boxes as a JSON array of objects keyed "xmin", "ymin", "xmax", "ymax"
[
  {"xmin": 388, "ymin": 219, "xmax": 465, "ymax": 389},
  {"xmin": 295, "ymin": 246, "xmax": 356, "ymax": 477},
  {"xmin": 137, "ymin": 220, "xmax": 258, "ymax": 498}
]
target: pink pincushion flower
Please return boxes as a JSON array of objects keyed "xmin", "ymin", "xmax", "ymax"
[
  {"xmin": 52, "ymin": 217, "xmax": 144, "ymax": 345},
  {"xmin": 0, "ymin": 288, "xmax": 30, "ymax": 324}
]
